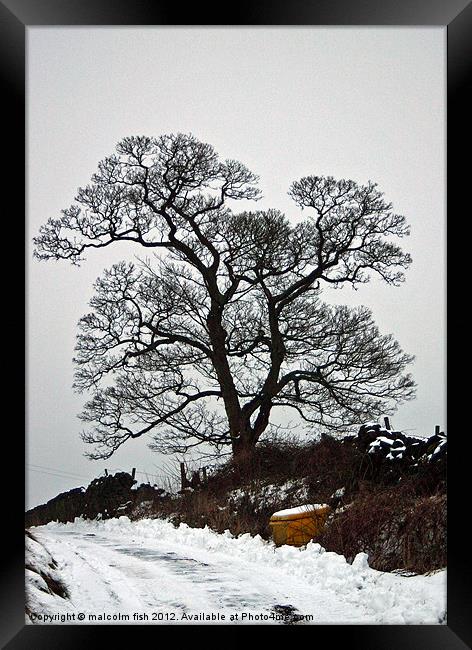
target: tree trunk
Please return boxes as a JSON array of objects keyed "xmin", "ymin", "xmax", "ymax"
[
  {"xmin": 231, "ymin": 436, "xmax": 256, "ymax": 464},
  {"xmin": 230, "ymin": 420, "xmax": 261, "ymax": 465},
  {"xmin": 206, "ymin": 301, "xmax": 274, "ymax": 463}
]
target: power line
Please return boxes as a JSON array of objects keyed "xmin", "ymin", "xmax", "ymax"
[
  {"xmin": 27, "ymin": 464, "xmax": 91, "ymax": 480},
  {"xmin": 28, "ymin": 463, "xmax": 90, "ymax": 478},
  {"xmin": 28, "ymin": 467, "xmax": 90, "ymax": 482},
  {"xmin": 28, "ymin": 462, "xmax": 170, "ymax": 485}
]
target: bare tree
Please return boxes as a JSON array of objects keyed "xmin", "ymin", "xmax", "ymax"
[{"xmin": 34, "ymin": 133, "xmax": 415, "ymax": 461}]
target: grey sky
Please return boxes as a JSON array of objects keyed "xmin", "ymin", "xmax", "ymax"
[{"xmin": 27, "ymin": 27, "xmax": 445, "ymax": 509}]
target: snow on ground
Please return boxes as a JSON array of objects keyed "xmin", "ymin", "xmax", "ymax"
[{"xmin": 26, "ymin": 517, "xmax": 446, "ymax": 625}]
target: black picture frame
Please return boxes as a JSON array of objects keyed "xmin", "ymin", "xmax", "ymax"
[{"xmin": 1, "ymin": 0, "xmax": 466, "ymax": 646}]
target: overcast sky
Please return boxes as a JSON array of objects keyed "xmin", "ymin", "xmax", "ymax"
[{"xmin": 27, "ymin": 27, "xmax": 445, "ymax": 509}]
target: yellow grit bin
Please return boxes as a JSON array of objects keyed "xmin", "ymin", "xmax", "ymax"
[{"xmin": 269, "ymin": 504, "xmax": 331, "ymax": 547}]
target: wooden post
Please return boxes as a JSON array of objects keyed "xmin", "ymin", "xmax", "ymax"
[
  {"xmin": 131, "ymin": 468, "xmax": 136, "ymax": 480},
  {"xmin": 104, "ymin": 469, "xmax": 108, "ymax": 476},
  {"xmin": 384, "ymin": 416, "xmax": 391, "ymax": 430},
  {"xmin": 435, "ymin": 425, "xmax": 440, "ymax": 436},
  {"xmin": 201, "ymin": 466, "xmax": 207, "ymax": 482},
  {"xmin": 180, "ymin": 462, "xmax": 187, "ymax": 490}
]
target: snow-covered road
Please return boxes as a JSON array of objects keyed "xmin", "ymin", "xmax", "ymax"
[{"xmin": 26, "ymin": 517, "xmax": 446, "ymax": 625}]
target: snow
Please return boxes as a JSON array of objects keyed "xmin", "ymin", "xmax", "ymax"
[
  {"xmin": 272, "ymin": 504, "xmax": 329, "ymax": 517},
  {"xmin": 377, "ymin": 436, "xmax": 395, "ymax": 445},
  {"xmin": 228, "ymin": 478, "xmax": 309, "ymax": 511},
  {"xmin": 432, "ymin": 440, "xmax": 447, "ymax": 456},
  {"xmin": 26, "ymin": 517, "xmax": 446, "ymax": 625},
  {"xmin": 25, "ymin": 533, "xmax": 68, "ymax": 616},
  {"xmin": 366, "ymin": 429, "xmax": 447, "ymax": 464}
]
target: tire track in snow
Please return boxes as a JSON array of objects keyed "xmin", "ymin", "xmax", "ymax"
[
  {"xmin": 31, "ymin": 526, "xmax": 371, "ymax": 624},
  {"xmin": 28, "ymin": 520, "xmax": 445, "ymax": 625}
]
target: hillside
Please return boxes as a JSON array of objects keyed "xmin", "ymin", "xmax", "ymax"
[{"xmin": 26, "ymin": 424, "xmax": 447, "ymax": 575}]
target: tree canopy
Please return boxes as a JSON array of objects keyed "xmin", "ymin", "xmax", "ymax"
[{"xmin": 34, "ymin": 133, "xmax": 415, "ymax": 460}]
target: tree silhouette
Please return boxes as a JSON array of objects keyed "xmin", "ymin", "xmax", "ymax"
[{"xmin": 34, "ymin": 133, "xmax": 415, "ymax": 460}]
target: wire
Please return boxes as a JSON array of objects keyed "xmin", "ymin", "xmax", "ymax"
[
  {"xmin": 27, "ymin": 464, "xmax": 91, "ymax": 480},
  {"xmin": 28, "ymin": 463, "xmax": 90, "ymax": 478},
  {"xmin": 28, "ymin": 467, "xmax": 89, "ymax": 482},
  {"xmin": 109, "ymin": 466, "xmax": 164, "ymax": 480},
  {"xmin": 28, "ymin": 462, "xmax": 169, "ymax": 485}
]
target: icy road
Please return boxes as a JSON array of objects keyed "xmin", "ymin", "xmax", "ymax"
[{"xmin": 26, "ymin": 517, "xmax": 446, "ymax": 625}]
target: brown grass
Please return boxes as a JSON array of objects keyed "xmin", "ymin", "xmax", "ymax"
[{"xmin": 318, "ymin": 486, "xmax": 446, "ymax": 573}]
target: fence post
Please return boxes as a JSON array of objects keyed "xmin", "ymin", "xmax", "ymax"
[
  {"xmin": 384, "ymin": 416, "xmax": 391, "ymax": 430},
  {"xmin": 104, "ymin": 469, "xmax": 108, "ymax": 476},
  {"xmin": 180, "ymin": 462, "xmax": 188, "ymax": 490},
  {"xmin": 435, "ymin": 425, "xmax": 440, "ymax": 436},
  {"xmin": 131, "ymin": 468, "xmax": 136, "ymax": 481}
]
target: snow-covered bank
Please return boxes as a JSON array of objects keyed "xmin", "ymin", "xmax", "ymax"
[{"xmin": 26, "ymin": 517, "xmax": 446, "ymax": 625}]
